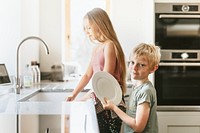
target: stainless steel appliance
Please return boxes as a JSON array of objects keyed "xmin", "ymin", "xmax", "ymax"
[{"xmin": 155, "ymin": 3, "xmax": 200, "ymax": 106}]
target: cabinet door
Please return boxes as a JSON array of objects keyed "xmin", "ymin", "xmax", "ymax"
[
  {"xmin": 20, "ymin": 115, "xmax": 39, "ymax": 133},
  {"xmin": 168, "ymin": 126, "xmax": 200, "ymax": 133},
  {"xmin": 0, "ymin": 114, "xmax": 16, "ymax": 133},
  {"xmin": 158, "ymin": 112, "xmax": 200, "ymax": 133},
  {"xmin": 20, "ymin": 114, "xmax": 61, "ymax": 133}
]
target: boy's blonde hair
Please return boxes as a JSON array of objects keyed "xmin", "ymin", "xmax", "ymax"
[{"xmin": 130, "ymin": 43, "xmax": 161, "ymax": 68}]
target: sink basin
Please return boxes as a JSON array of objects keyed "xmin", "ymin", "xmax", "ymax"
[
  {"xmin": 17, "ymin": 82, "xmax": 90, "ymax": 102},
  {"xmin": 18, "ymin": 91, "xmax": 87, "ymax": 102},
  {"xmin": 39, "ymin": 82, "xmax": 90, "ymax": 92}
]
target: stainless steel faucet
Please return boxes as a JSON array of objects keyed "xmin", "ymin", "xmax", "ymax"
[{"xmin": 16, "ymin": 36, "xmax": 50, "ymax": 94}]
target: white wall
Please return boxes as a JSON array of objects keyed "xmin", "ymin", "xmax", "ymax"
[
  {"xmin": 0, "ymin": 0, "xmax": 21, "ymax": 75},
  {"xmin": 110, "ymin": 0, "xmax": 154, "ymax": 60},
  {"xmin": 39, "ymin": 0, "xmax": 63, "ymax": 72},
  {"xmin": 38, "ymin": 0, "xmax": 155, "ymax": 73},
  {"xmin": 0, "ymin": 0, "xmax": 155, "ymax": 78},
  {"xmin": 0, "ymin": 0, "xmax": 40, "ymax": 76},
  {"xmin": 110, "ymin": 0, "xmax": 155, "ymax": 82},
  {"xmin": 20, "ymin": 0, "xmax": 40, "ymax": 75},
  {"xmin": 21, "ymin": 0, "xmax": 156, "ymax": 73}
]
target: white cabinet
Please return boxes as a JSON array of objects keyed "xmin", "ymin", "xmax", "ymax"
[
  {"xmin": 20, "ymin": 114, "xmax": 60, "ymax": 133},
  {"xmin": 0, "ymin": 114, "xmax": 16, "ymax": 133},
  {"xmin": 168, "ymin": 127, "xmax": 199, "ymax": 133},
  {"xmin": 0, "ymin": 93, "xmax": 17, "ymax": 133},
  {"xmin": 20, "ymin": 115, "xmax": 39, "ymax": 133},
  {"xmin": 158, "ymin": 112, "xmax": 200, "ymax": 133}
]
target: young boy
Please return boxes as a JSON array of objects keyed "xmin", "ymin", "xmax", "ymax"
[{"xmin": 102, "ymin": 43, "xmax": 161, "ymax": 133}]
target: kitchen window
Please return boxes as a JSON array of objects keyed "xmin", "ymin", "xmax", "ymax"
[{"xmin": 63, "ymin": 0, "xmax": 110, "ymax": 74}]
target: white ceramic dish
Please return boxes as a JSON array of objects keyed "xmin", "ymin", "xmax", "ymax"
[{"xmin": 92, "ymin": 71, "xmax": 122, "ymax": 105}]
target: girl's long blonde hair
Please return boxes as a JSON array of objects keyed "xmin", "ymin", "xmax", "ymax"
[{"xmin": 84, "ymin": 8, "xmax": 127, "ymax": 94}]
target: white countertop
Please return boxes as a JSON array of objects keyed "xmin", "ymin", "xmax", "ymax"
[
  {"xmin": 0, "ymin": 81, "xmax": 100, "ymax": 132},
  {"xmin": 0, "ymin": 81, "xmax": 91, "ymax": 114}
]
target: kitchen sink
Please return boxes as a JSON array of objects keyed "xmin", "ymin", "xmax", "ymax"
[
  {"xmin": 6, "ymin": 82, "xmax": 96, "ymax": 133},
  {"xmin": 18, "ymin": 90, "xmax": 88, "ymax": 102},
  {"xmin": 17, "ymin": 81, "xmax": 90, "ymax": 102},
  {"xmin": 17, "ymin": 91, "xmax": 99, "ymax": 133},
  {"xmin": 19, "ymin": 92, "xmax": 68, "ymax": 102}
]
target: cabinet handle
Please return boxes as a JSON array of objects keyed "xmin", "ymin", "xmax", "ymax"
[
  {"xmin": 45, "ymin": 128, "xmax": 50, "ymax": 133},
  {"xmin": 159, "ymin": 14, "xmax": 200, "ymax": 19}
]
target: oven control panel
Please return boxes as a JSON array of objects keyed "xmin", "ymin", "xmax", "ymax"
[
  {"xmin": 160, "ymin": 50, "xmax": 200, "ymax": 61},
  {"xmin": 173, "ymin": 5, "xmax": 198, "ymax": 12},
  {"xmin": 155, "ymin": 3, "xmax": 200, "ymax": 13}
]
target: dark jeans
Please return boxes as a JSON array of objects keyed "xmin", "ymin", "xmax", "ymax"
[{"xmin": 97, "ymin": 106, "xmax": 126, "ymax": 133}]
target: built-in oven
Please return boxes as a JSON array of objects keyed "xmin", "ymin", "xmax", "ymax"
[
  {"xmin": 155, "ymin": 50, "xmax": 200, "ymax": 106},
  {"xmin": 155, "ymin": 3, "xmax": 200, "ymax": 107}
]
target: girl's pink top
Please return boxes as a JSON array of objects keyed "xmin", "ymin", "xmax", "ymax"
[{"xmin": 91, "ymin": 45, "xmax": 121, "ymax": 84}]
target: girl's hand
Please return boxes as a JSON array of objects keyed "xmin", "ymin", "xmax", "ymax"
[
  {"xmin": 102, "ymin": 97, "xmax": 115, "ymax": 110},
  {"xmin": 65, "ymin": 95, "xmax": 75, "ymax": 101}
]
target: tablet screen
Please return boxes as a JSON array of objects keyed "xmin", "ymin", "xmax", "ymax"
[{"xmin": 0, "ymin": 64, "xmax": 11, "ymax": 85}]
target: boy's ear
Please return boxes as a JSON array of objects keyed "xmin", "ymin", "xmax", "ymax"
[{"xmin": 150, "ymin": 64, "xmax": 159, "ymax": 74}]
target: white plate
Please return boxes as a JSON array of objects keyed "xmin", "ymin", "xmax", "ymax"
[{"xmin": 92, "ymin": 71, "xmax": 122, "ymax": 105}]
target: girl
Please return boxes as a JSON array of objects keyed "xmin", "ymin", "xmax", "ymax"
[{"xmin": 66, "ymin": 8, "xmax": 126, "ymax": 133}]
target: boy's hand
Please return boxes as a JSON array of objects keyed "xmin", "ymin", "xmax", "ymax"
[{"xmin": 102, "ymin": 97, "xmax": 115, "ymax": 110}]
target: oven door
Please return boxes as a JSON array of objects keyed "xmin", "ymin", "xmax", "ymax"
[
  {"xmin": 155, "ymin": 14, "xmax": 200, "ymax": 49},
  {"xmin": 155, "ymin": 62, "xmax": 200, "ymax": 106}
]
